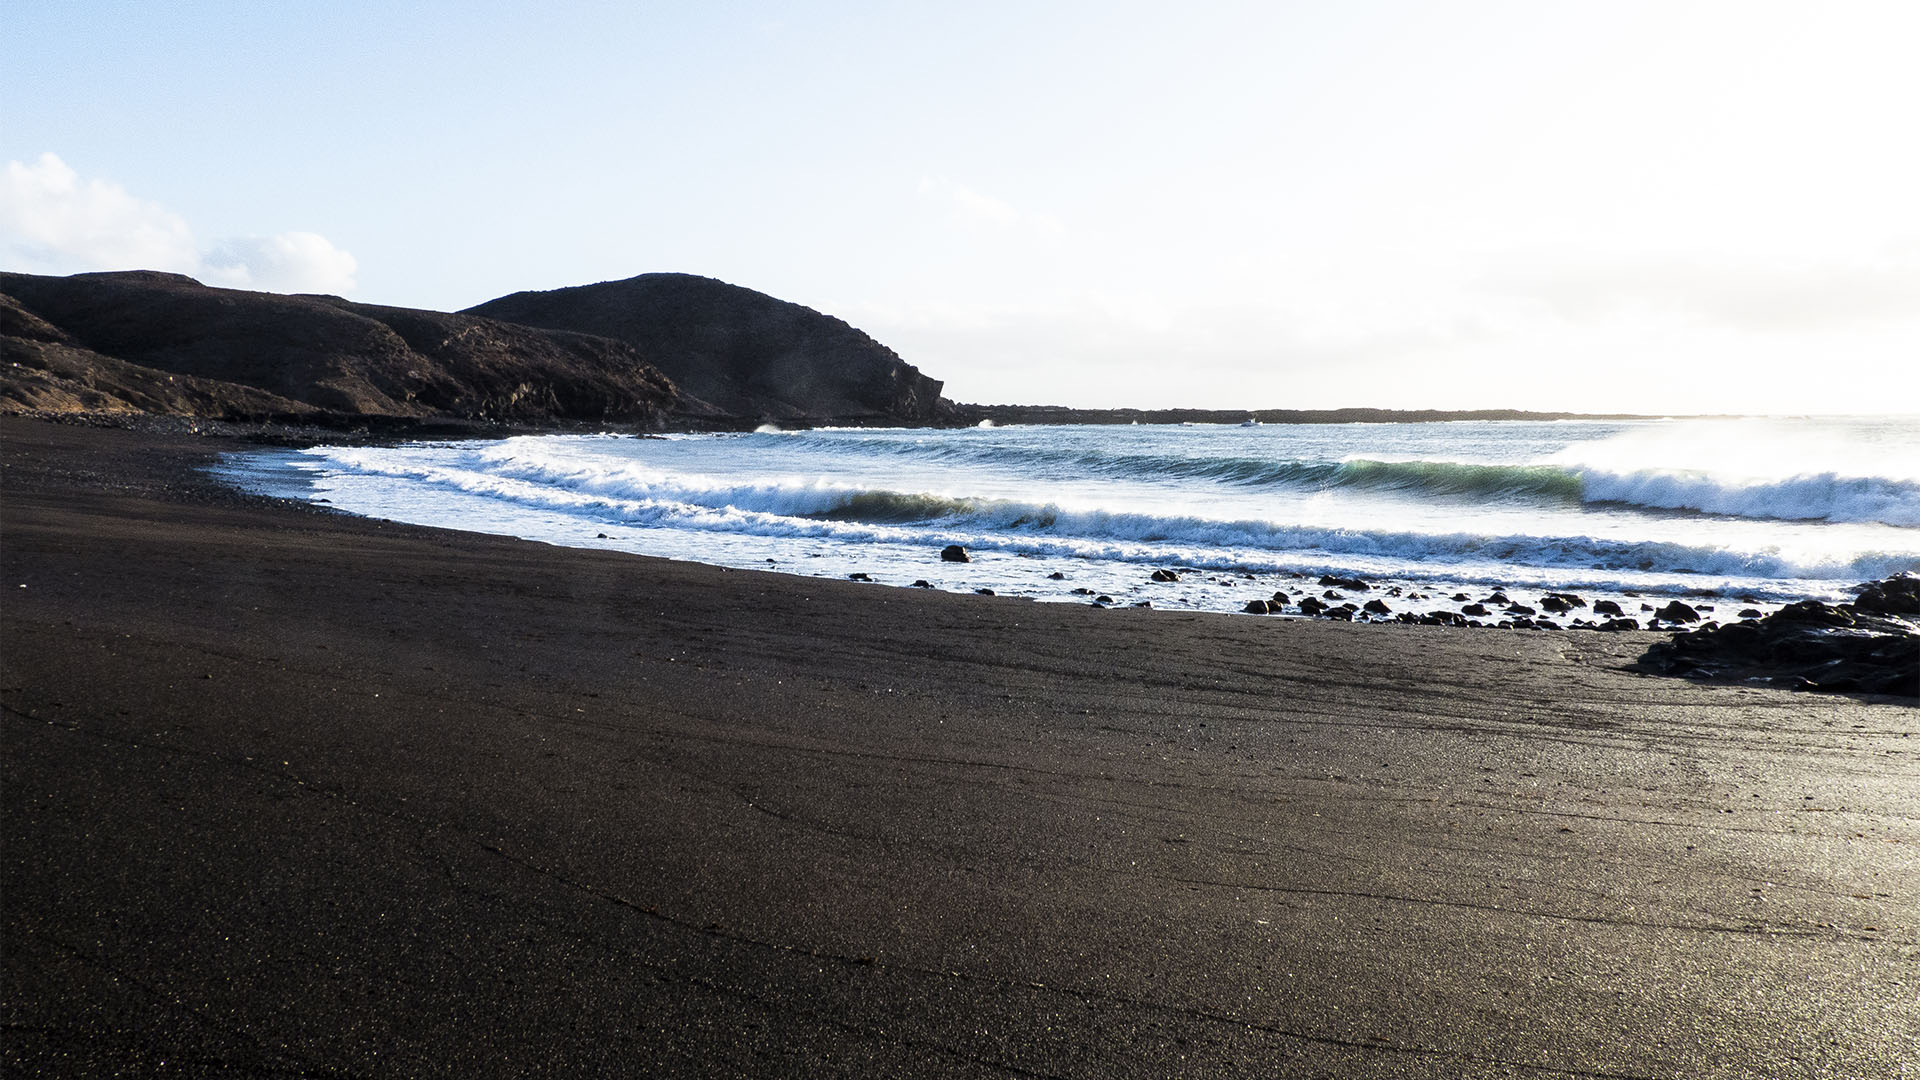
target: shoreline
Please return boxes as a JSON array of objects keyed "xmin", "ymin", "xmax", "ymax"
[{"xmin": 4, "ymin": 415, "xmax": 1916, "ymax": 1077}]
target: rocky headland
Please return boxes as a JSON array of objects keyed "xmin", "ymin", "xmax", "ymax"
[
  {"xmin": 464, "ymin": 273, "xmax": 947, "ymax": 425},
  {"xmin": 1, "ymin": 269, "xmax": 948, "ymax": 431}
]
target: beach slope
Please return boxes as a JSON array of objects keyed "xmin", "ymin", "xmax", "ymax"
[{"xmin": 3, "ymin": 418, "xmax": 1914, "ymax": 1078}]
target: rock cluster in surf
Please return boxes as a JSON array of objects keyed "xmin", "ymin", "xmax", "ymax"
[{"xmin": 1637, "ymin": 573, "xmax": 1919, "ymax": 697}]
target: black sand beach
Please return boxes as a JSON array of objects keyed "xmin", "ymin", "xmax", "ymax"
[{"xmin": 4, "ymin": 417, "xmax": 1915, "ymax": 1078}]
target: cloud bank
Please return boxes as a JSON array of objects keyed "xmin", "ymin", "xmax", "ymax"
[{"xmin": 0, "ymin": 152, "xmax": 357, "ymax": 295}]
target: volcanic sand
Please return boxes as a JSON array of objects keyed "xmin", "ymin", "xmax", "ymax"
[{"xmin": 3, "ymin": 417, "xmax": 1915, "ymax": 1078}]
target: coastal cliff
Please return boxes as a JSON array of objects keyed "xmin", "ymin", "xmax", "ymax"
[{"xmin": 465, "ymin": 273, "xmax": 946, "ymax": 425}]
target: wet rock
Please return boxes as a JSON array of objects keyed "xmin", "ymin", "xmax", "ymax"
[
  {"xmin": 1244, "ymin": 599, "xmax": 1276, "ymax": 614},
  {"xmin": 1544, "ymin": 592, "xmax": 1587, "ymax": 608},
  {"xmin": 1461, "ymin": 602, "xmax": 1491, "ymax": 617},
  {"xmin": 940, "ymin": 544, "xmax": 970, "ymax": 562},
  {"xmin": 912, "ymin": 580, "xmax": 933, "ymax": 588},
  {"xmin": 1506, "ymin": 604, "xmax": 1536, "ymax": 617},
  {"xmin": 1597, "ymin": 618, "xmax": 1641, "ymax": 632},
  {"xmin": 1421, "ymin": 611, "xmax": 1469, "ymax": 626},
  {"xmin": 1094, "ymin": 594, "xmax": 1114, "ymax": 605},
  {"xmin": 1318, "ymin": 575, "xmax": 1371, "ymax": 591},
  {"xmin": 1270, "ymin": 591, "xmax": 1291, "ymax": 604},
  {"xmin": 1297, "ymin": 596, "xmax": 1327, "ymax": 616},
  {"xmin": 1047, "ymin": 571, "xmax": 1067, "ymax": 580},
  {"xmin": 1539, "ymin": 596, "xmax": 1572, "ymax": 614},
  {"xmin": 1150, "ymin": 569, "xmax": 1180, "ymax": 583},
  {"xmin": 1592, "ymin": 600, "xmax": 1625, "ymax": 617},
  {"xmin": 1362, "ymin": 599, "xmax": 1392, "ymax": 615},
  {"xmin": 1738, "ymin": 608, "xmax": 1763, "ymax": 619},
  {"xmin": 974, "ymin": 588, "xmax": 995, "ymax": 595},
  {"xmin": 1852, "ymin": 572, "xmax": 1920, "ymax": 617},
  {"xmin": 1323, "ymin": 607, "xmax": 1354, "ymax": 621},
  {"xmin": 1655, "ymin": 600, "xmax": 1702, "ymax": 623},
  {"xmin": 1070, "ymin": 587, "xmax": 1096, "ymax": 595},
  {"xmin": 1323, "ymin": 590, "xmax": 1345, "ymax": 600},
  {"xmin": 1484, "ymin": 592, "xmax": 1511, "ymax": 605},
  {"xmin": 847, "ymin": 572, "xmax": 872, "ymax": 581},
  {"xmin": 1451, "ymin": 593, "xmax": 1471, "ymax": 602},
  {"xmin": 1132, "ymin": 600, "xmax": 1153, "ymax": 608}
]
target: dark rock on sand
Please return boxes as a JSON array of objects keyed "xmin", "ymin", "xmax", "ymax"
[
  {"xmin": 1270, "ymin": 591, "xmax": 1290, "ymax": 604},
  {"xmin": 1639, "ymin": 576, "xmax": 1919, "ymax": 697},
  {"xmin": 1655, "ymin": 601, "xmax": 1702, "ymax": 624},
  {"xmin": 1297, "ymin": 596, "xmax": 1328, "ymax": 616},
  {"xmin": 1244, "ymin": 599, "xmax": 1276, "ymax": 614},
  {"xmin": 1461, "ymin": 603, "xmax": 1490, "ymax": 617},
  {"xmin": 467, "ymin": 272, "xmax": 944, "ymax": 424},
  {"xmin": 974, "ymin": 588, "xmax": 996, "ymax": 596},
  {"xmin": 912, "ymin": 580, "xmax": 933, "ymax": 588},
  {"xmin": 941, "ymin": 545, "xmax": 971, "ymax": 563},
  {"xmin": 1362, "ymin": 599, "xmax": 1392, "ymax": 615},
  {"xmin": 1598, "ymin": 618, "xmax": 1642, "ymax": 632},
  {"xmin": 847, "ymin": 572, "xmax": 872, "ymax": 581}
]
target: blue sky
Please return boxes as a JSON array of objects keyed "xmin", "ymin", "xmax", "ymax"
[{"xmin": 5, "ymin": 1, "xmax": 1918, "ymax": 413}]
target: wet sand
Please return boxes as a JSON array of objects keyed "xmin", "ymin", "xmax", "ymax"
[{"xmin": 3, "ymin": 416, "xmax": 1915, "ymax": 1078}]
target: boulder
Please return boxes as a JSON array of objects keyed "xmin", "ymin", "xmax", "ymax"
[
  {"xmin": 1244, "ymin": 599, "xmax": 1275, "ymax": 614},
  {"xmin": 1297, "ymin": 596, "xmax": 1327, "ymax": 616},
  {"xmin": 1150, "ymin": 569, "xmax": 1180, "ymax": 583},
  {"xmin": 940, "ymin": 545, "xmax": 970, "ymax": 563},
  {"xmin": 1460, "ymin": 603, "xmax": 1490, "ymax": 617},
  {"xmin": 1654, "ymin": 601, "xmax": 1701, "ymax": 623},
  {"xmin": 1852, "ymin": 572, "xmax": 1920, "ymax": 617},
  {"xmin": 1362, "ymin": 599, "xmax": 1392, "ymax": 615},
  {"xmin": 1592, "ymin": 600, "xmax": 1625, "ymax": 617},
  {"xmin": 1318, "ymin": 575, "xmax": 1371, "ymax": 591}
]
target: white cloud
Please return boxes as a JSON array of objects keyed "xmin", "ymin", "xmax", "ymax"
[
  {"xmin": 205, "ymin": 232, "xmax": 359, "ymax": 295},
  {"xmin": 0, "ymin": 152, "xmax": 199, "ymax": 274},
  {"xmin": 0, "ymin": 152, "xmax": 357, "ymax": 294}
]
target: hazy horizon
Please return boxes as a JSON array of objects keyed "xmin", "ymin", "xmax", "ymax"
[{"xmin": 6, "ymin": 1, "xmax": 1918, "ymax": 416}]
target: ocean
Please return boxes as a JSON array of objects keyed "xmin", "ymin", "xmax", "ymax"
[{"xmin": 226, "ymin": 415, "xmax": 1920, "ymax": 626}]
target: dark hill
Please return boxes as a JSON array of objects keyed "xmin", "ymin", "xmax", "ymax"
[
  {"xmin": 465, "ymin": 273, "xmax": 944, "ymax": 424},
  {"xmin": 1, "ymin": 271, "xmax": 688, "ymax": 428}
]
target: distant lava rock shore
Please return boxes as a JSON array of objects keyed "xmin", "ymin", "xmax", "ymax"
[
  {"xmin": 464, "ymin": 273, "xmax": 946, "ymax": 426},
  {"xmin": 951, "ymin": 404, "xmax": 1661, "ymax": 426},
  {"xmin": 1638, "ymin": 574, "xmax": 1920, "ymax": 698}
]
